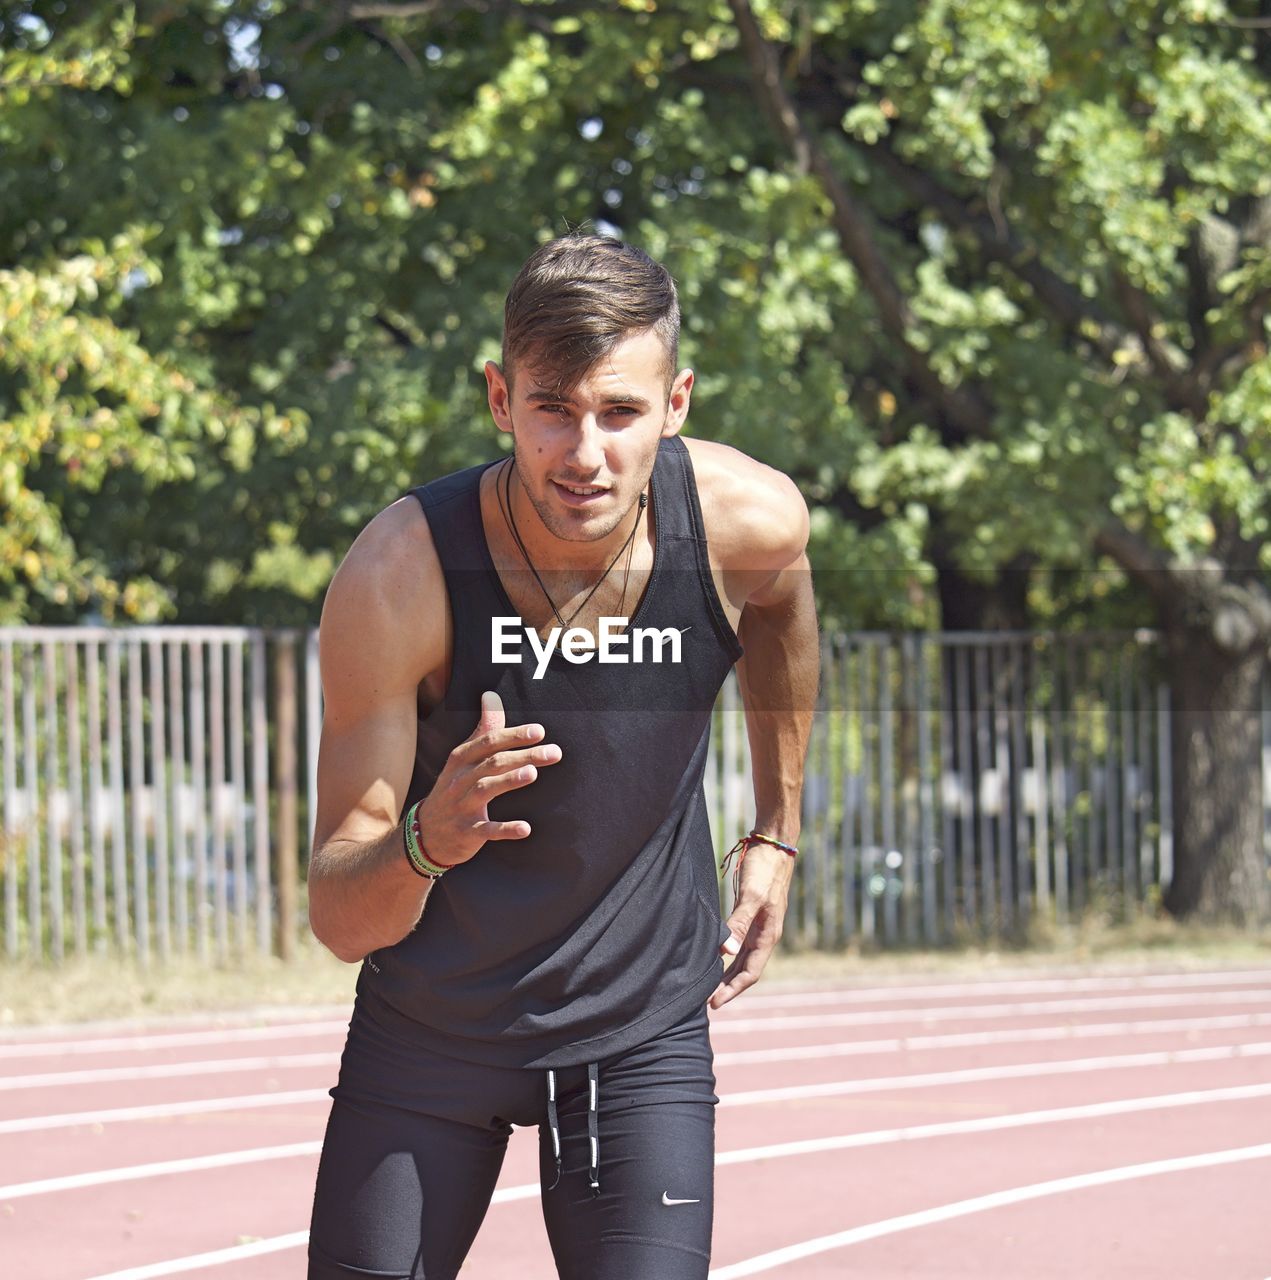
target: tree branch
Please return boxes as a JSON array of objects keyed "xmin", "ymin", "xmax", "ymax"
[
  {"xmin": 1092, "ymin": 518, "xmax": 1271, "ymax": 653},
  {"xmin": 867, "ymin": 143, "xmax": 1122, "ymax": 354},
  {"xmin": 1110, "ymin": 271, "xmax": 1207, "ymax": 416},
  {"xmin": 787, "ymin": 63, "xmax": 1227, "ymax": 421},
  {"xmin": 355, "ymin": 18, "xmax": 424, "ymax": 72},
  {"xmin": 1091, "ymin": 518, "xmax": 1176, "ymax": 608},
  {"xmin": 348, "ymin": 1, "xmax": 447, "ymax": 17},
  {"xmin": 864, "ymin": 139, "xmax": 1223, "ymax": 418},
  {"xmin": 1183, "ymin": 223, "xmax": 1214, "ymax": 366},
  {"xmin": 725, "ymin": 0, "xmax": 992, "ymax": 441}
]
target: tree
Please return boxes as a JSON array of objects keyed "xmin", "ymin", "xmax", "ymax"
[
  {"xmin": 0, "ymin": 4, "xmax": 305, "ymax": 622},
  {"xmin": 1, "ymin": 0, "xmax": 1266, "ymax": 920},
  {"xmin": 717, "ymin": 0, "xmax": 1270, "ymax": 923}
]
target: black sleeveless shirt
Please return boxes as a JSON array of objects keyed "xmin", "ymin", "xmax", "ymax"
[{"xmin": 359, "ymin": 435, "xmax": 743, "ymax": 1069}]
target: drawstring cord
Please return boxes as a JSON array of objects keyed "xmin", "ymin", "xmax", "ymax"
[
  {"xmin": 546, "ymin": 1068, "xmax": 562, "ymax": 1191},
  {"xmin": 587, "ymin": 1062, "xmax": 600, "ymax": 1197},
  {"xmin": 543, "ymin": 1063, "xmax": 601, "ymax": 1197}
]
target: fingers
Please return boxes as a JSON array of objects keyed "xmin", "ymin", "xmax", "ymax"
[
  {"xmin": 477, "ymin": 689, "xmax": 506, "ymax": 735},
  {"xmin": 709, "ymin": 894, "xmax": 785, "ymax": 1010},
  {"xmin": 472, "ymin": 762, "xmax": 544, "ymax": 803},
  {"xmin": 710, "ymin": 950, "xmax": 764, "ymax": 1009},
  {"xmin": 474, "ymin": 818, "xmax": 532, "ymax": 841},
  {"xmin": 449, "ymin": 695, "xmax": 550, "ymax": 769},
  {"xmin": 471, "ymin": 741, "xmax": 563, "ymax": 778},
  {"xmin": 419, "ymin": 693, "xmax": 556, "ymax": 865},
  {"xmin": 722, "ymin": 900, "xmax": 757, "ymax": 956}
]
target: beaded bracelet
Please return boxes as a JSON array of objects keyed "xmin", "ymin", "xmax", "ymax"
[
  {"xmin": 719, "ymin": 829, "xmax": 799, "ymax": 896},
  {"xmin": 402, "ymin": 800, "xmax": 458, "ymax": 880}
]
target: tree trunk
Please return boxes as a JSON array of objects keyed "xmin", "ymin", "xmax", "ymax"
[
  {"xmin": 932, "ymin": 544, "xmax": 1034, "ymax": 632},
  {"xmin": 1162, "ymin": 627, "xmax": 1268, "ymax": 925}
]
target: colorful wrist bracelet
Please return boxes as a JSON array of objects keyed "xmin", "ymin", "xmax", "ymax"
[
  {"xmin": 744, "ymin": 830, "xmax": 800, "ymax": 857},
  {"xmin": 402, "ymin": 801, "xmax": 457, "ymax": 880},
  {"xmin": 719, "ymin": 829, "xmax": 799, "ymax": 895}
]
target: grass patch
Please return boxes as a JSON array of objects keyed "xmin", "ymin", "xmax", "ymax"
[
  {"xmin": 1, "ymin": 914, "xmax": 1267, "ymax": 1028},
  {"xmin": 769, "ymin": 912, "xmax": 1271, "ymax": 983},
  {"xmin": 0, "ymin": 940, "xmax": 359, "ymax": 1028}
]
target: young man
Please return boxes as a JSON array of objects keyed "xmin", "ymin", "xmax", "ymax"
[{"xmin": 307, "ymin": 234, "xmax": 818, "ymax": 1279}]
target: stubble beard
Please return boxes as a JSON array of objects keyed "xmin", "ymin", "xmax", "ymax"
[{"xmin": 512, "ymin": 432, "xmax": 661, "ymax": 545}]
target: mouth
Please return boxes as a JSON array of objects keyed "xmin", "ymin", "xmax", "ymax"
[{"xmin": 551, "ymin": 479, "xmax": 610, "ymax": 507}]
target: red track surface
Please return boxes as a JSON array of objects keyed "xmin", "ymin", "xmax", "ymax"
[{"xmin": 4, "ymin": 964, "xmax": 1271, "ymax": 1279}]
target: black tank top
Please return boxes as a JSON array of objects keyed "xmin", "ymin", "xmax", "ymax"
[{"xmin": 359, "ymin": 435, "xmax": 743, "ymax": 1069}]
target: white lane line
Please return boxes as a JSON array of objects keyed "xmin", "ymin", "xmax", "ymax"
[
  {"xmin": 716, "ymin": 1080, "xmax": 1271, "ymax": 1165},
  {"xmin": 710, "ymin": 987, "xmax": 1271, "ymax": 1034},
  {"xmin": 719, "ymin": 1040, "xmax": 1271, "ymax": 1108},
  {"xmin": 17, "ymin": 1008, "xmax": 1249, "ymax": 1090},
  {"xmin": 4, "ymin": 971, "xmax": 1266, "ymax": 1064},
  {"xmin": 732, "ymin": 968, "xmax": 1271, "ymax": 1011},
  {"xmin": 75, "ymin": 1183, "xmax": 539, "ymax": 1280},
  {"xmin": 77, "ymin": 1231, "xmax": 313, "ymax": 1280},
  {"xmin": 62, "ymin": 1083, "xmax": 1271, "ymax": 1277},
  {"xmin": 706, "ymin": 1141, "xmax": 1271, "ymax": 1278},
  {"xmin": 10, "ymin": 1037, "xmax": 1270, "ymax": 1139},
  {"xmin": 0, "ymin": 1143, "xmax": 322, "ymax": 1199},
  {"xmin": 9, "ymin": 1076, "xmax": 1271, "ymax": 1204},
  {"xmin": 0, "ymin": 1020, "xmax": 350, "ymax": 1062},
  {"xmin": 6, "ymin": 969, "xmax": 1266, "ymax": 1060},
  {"xmin": 0, "ymin": 1004, "xmax": 352, "ymax": 1043},
  {"xmin": 713, "ymin": 1010, "xmax": 1271, "ymax": 1066},
  {"xmin": 0, "ymin": 1088, "xmax": 331, "ymax": 1136},
  {"xmin": 0, "ymin": 1052, "xmax": 339, "ymax": 1093},
  {"xmin": 9, "ymin": 988, "xmax": 1269, "ymax": 1090}
]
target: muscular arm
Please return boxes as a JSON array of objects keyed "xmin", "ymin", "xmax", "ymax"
[
  {"xmin": 712, "ymin": 551, "xmax": 818, "ymax": 1006},
  {"xmin": 307, "ymin": 500, "xmax": 441, "ymax": 962},
  {"xmin": 737, "ymin": 555, "xmax": 819, "ymax": 848},
  {"xmin": 308, "ymin": 496, "xmax": 561, "ymax": 964},
  {"xmin": 687, "ymin": 441, "xmax": 818, "ymax": 1008}
]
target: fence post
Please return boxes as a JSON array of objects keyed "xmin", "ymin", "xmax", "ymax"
[
  {"xmin": 2, "ymin": 640, "xmax": 17, "ymax": 959},
  {"xmin": 251, "ymin": 633, "xmax": 272, "ymax": 956},
  {"xmin": 274, "ymin": 633, "xmax": 300, "ymax": 960}
]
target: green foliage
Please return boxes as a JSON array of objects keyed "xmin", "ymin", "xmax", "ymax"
[
  {"xmin": 0, "ymin": 0, "xmax": 1266, "ymax": 631},
  {"xmin": 0, "ymin": 228, "xmax": 300, "ymax": 621}
]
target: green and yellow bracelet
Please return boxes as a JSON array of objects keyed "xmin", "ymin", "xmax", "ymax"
[{"xmin": 403, "ymin": 800, "xmax": 458, "ymax": 880}]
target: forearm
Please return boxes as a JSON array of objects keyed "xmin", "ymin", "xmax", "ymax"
[
  {"xmin": 737, "ymin": 567, "xmax": 820, "ymax": 846},
  {"xmin": 308, "ymin": 821, "xmax": 433, "ymax": 963}
]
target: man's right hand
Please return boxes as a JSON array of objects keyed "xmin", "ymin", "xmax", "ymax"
[{"xmin": 414, "ymin": 691, "xmax": 561, "ymax": 866}]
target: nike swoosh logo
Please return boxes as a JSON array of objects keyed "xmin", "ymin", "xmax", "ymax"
[{"xmin": 662, "ymin": 1193, "xmax": 701, "ymax": 1206}]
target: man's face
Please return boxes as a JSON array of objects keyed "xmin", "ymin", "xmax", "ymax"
[{"xmin": 485, "ymin": 327, "xmax": 693, "ymax": 544}]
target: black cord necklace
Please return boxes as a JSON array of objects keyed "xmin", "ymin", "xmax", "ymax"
[{"xmin": 496, "ymin": 457, "xmax": 646, "ymax": 629}]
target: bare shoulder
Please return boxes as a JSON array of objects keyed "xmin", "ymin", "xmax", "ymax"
[
  {"xmin": 681, "ymin": 436, "xmax": 809, "ymax": 573},
  {"xmin": 319, "ymin": 496, "xmax": 446, "ymax": 710}
]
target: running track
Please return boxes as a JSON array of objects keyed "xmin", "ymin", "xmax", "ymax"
[{"xmin": 4, "ymin": 964, "xmax": 1271, "ymax": 1278}]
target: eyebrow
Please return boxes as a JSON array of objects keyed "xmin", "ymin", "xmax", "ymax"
[{"xmin": 524, "ymin": 389, "xmax": 652, "ymax": 410}]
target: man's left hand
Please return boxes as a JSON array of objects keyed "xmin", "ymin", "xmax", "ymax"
[{"xmin": 709, "ymin": 842, "xmax": 794, "ymax": 1010}]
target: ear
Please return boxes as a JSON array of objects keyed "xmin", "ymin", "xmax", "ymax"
[
  {"xmin": 661, "ymin": 368, "xmax": 694, "ymax": 438},
  {"xmin": 485, "ymin": 361, "xmax": 514, "ymax": 436}
]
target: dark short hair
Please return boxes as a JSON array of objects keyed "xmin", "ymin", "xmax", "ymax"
[{"xmin": 501, "ymin": 234, "xmax": 680, "ymax": 394}]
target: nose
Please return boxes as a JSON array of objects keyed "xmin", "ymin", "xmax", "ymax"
[{"xmin": 564, "ymin": 414, "xmax": 604, "ymax": 475}]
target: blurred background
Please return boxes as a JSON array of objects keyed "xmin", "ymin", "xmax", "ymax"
[{"xmin": 0, "ymin": 0, "xmax": 1268, "ymax": 996}]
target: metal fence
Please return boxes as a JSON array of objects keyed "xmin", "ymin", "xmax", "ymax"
[
  {"xmin": 705, "ymin": 630, "xmax": 1244, "ymax": 949},
  {"xmin": 0, "ymin": 627, "xmax": 320, "ymax": 964},
  {"xmin": 2, "ymin": 626, "xmax": 1267, "ymax": 962}
]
